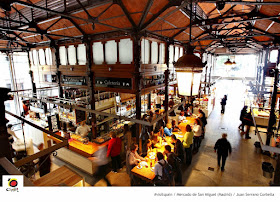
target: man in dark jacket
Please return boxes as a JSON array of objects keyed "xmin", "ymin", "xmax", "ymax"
[
  {"xmin": 164, "ymin": 145, "xmax": 182, "ymax": 185},
  {"xmin": 214, "ymin": 133, "xmax": 232, "ymax": 171},
  {"xmin": 220, "ymin": 95, "xmax": 227, "ymax": 114},
  {"xmin": 238, "ymin": 106, "xmax": 247, "ymax": 132}
]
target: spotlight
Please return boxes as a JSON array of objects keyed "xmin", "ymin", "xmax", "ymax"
[{"xmin": 216, "ymin": 1, "xmax": 225, "ymax": 11}]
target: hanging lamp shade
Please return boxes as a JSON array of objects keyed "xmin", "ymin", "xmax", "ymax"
[
  {"xmin": 224, "ymin": 58, "xmax": 232, "ymax": 65},
  {"xmin": 232, "ymin": 60, "xmax": 236, "ymax": 65},
  {"xmin": 174, "ymin": 46, "xmax": 204, "ymax": 96}
]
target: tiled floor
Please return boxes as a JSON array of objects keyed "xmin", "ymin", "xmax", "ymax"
[{"xmin": 40, "ymin": 79, "xmax": 275, "ymax": 186}]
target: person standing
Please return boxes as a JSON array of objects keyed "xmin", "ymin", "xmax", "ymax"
[
  {"xmin": 171, "ymin": 135, "xmax": 184, "ymax": 163},
  {"xmin": 198, "ymin": 109, "xmax": 207, "ymax": 138},
  {"xmin": 155, "ymin": 93, "xmax": 162, "ymax": 109},
  {"xmin": 214, "ymin": 133, "xmax": 232, "ymax": 171},
  {"xmin": 107, "ymin": 132, "xmax": 122, "ymax": 173},
  {"xmin": 220, "ymin": 95, "xmax": 227, "ymax": 114},
  {"xmin": 192, "ymin": 119, "xmax": 202, "ymax": 153},
  {"xmin": 238, "ymin": 106, "xmax": 247, "ymax": 132},
  {"xmin": 164, "ymin": 145, "xmax": 182, "ymax": 186},
  {"xmin": 123, "ymin": 124, "xmax": 132, "ymax": 151},
  {"xmin": 183, "ymin": 124, "xmax": 194, "ymax": 165},
  {"xmin": 75, "ymin": 120, "xmax": 91, "ymax": 138}
]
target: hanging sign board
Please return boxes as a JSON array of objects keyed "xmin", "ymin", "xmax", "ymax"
[
  {"xmin": 62, "ymin": 75, "xmax": 87, "ymax": 85},
  {"xmin": 95, "ymin": 77, "xmax": 132, "ymax": 89},
  {"xmin": 47, "ymin": 114, "xmax": 60, "ymax": 132}
]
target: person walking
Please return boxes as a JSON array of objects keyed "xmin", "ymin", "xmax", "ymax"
[
  {"xmin": 243, "ymin": 110, "xmax": 253, "ymax": 139},
  {"xmin": 183, "ymin": 124, "xmax": 194, "ymax": 165},
  {"xmin": 89, "ymin": 145, "xmax": 111, "ymax": 186},
  {"xmin": 220, "ymin": 95, "xmax": 227, "ymax": 114},
  {"xmin": 214, "ymin": 133, "xmax": 232, "ymax": 171},
  {"xmin": 107, "ymin": 132, "xmax": 122, "ymax": 173}
]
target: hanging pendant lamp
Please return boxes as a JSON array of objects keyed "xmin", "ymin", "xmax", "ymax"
[{"xmin": 224, "ymin": 58, "xmax": 232, "ymax": 65}]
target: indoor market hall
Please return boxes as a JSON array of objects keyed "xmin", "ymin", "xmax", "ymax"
[{"xmin": 1, "ymin": 0, "xmax": 280, "ymax": 192}]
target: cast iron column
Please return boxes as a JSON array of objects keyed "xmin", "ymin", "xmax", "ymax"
[
  {"xmin": 133, "ymin": 33, "xmax": 142, "ymax": 145},
  {"xmin": 53, "ymin": 45, "xmax": 63, "ymax": 98},
  {"xmin": 27, "ymin": 52, "xmax": 37, "ymax": 97},
  {"xmin": 85, "ymin": 37, "xmax": 97, "ymax": 139},
  {"xmin": 266, "ymin": 69, "xmax": 279, "ymax": 146},
  {"xmin": 165, "ymin": 41, "xmax": 170, "ymax": 123},
  {"xmin": 0, "ymin": 88, "xmax": 13, "ymax": 162}
]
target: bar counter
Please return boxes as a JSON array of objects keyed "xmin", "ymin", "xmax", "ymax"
[{"xmin": 46, "ymin": 132, "xmax": 109, "ymax": 158}]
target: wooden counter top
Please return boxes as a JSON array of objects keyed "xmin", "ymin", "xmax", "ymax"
[
  {"xmin": 33, "ymin": 165, "xmax": 84, "ymax": 186},
  {"xmin": 131, "ymin": 132, "xmax": 184, "ymax": 183},
  {"xmin": 47, "ymin": 132, "xmax": 109, "ymax": 158}
]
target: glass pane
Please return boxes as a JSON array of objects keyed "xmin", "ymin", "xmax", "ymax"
[
  {"xmin": 38, "ymin": 49, "xmax": 46, "ymax": 65},
  {"xmin": 270, "ymin": 50, "xmax": 278, "ymax": 63},
  {"xmin": 169, "ymin": 45, "xmax": 174, "ymax": 64},
  {"xmin": 77, "ymin": 44, "xmax": 86, "ymax": 65},
  {"xmin": 174, "ymin": 46, "xmax": 179, "ymax": 62},
  {"xmin": 0, "ymin": 53, "xmax": 12, "ymax": 88},
  {"xmin": 141, "ymin": 39, "xmax": 150, "ymax": 64},
  {"xmin": 59, "ymin": 46, "xmax": 67, "ymax": 65},
  {"xmin": 68, "ymin": 45, "xmax": 77, "ymax": 65},
  {"xmin": 13, "ymin": 52, "xmax": 32, "ymax": 91},
  {"xmin": 45, "ymin": 48, "xmax": 52, "ymax": 65},
  {"xmin": 180, "ymin": 47, "xmax": 183, "ymax": 57},
  {"xmin": 119, "ymin": 38, "xmax": 133, "ymax": 64},
  {"xmin": 159, "ymin": 43, "xmax": 165, "ymax": 64},
  {"xmin": 32, "ymin": 50, "xmax": 39, "ymax": 65},
  {"xmin": 93, "ymin": 42, "xmax": 104, "ymax": 65},
  {"xmin": 151, "ymin": 41, "xmax": 158, "ymax": 64},
  {"xmin": 29, "ymin": 51, "xmax": 33, "ymax": 65},
  {"xmin": 105, "ymin": 40, "xmax": 117, "ymax": 64}
]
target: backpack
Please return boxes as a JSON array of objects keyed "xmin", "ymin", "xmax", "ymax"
[{"xmin": 155, "ymin": 160, "xmax": 173, "ymax": 186}]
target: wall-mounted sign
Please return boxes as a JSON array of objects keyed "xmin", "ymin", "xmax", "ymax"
[
  {"xmin": 44, "ymin": 74, "xmax": 57, "ymax": 83},
  {"xmin": 62, "ymin": 75, "xmax": 86, "ymax": 85},
  {"xmin": 95, "ymin": 77, "xmax": 132, "ymax": 89}
]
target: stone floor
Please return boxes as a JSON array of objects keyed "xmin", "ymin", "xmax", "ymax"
[{"xmin": 44, "ymin": 79, "xmax": 276, "ymax": 186}]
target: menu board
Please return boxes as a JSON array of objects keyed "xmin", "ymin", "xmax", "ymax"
[
  {"xmin": 75, "ymin": 109, "xmax": 86, "ymax": 124},
  {"xmin": 48, "ymin": 114, "xmax": 60, "ymax": 132}
]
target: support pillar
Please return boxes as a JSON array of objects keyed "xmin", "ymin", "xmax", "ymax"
[
  {"xmin": 27, "ymin": 52, "xmax": 36, "ymax": 97},
  {"xmin": 53, "ymin": 45, "xmax": 63, "ymax": 98},
  {"xmin": 133, "ymin": 34, "xmax": 142, "ymax": 148},
  {"xmin": 165, "ymin": 42, "xmax": 170, "ymax": 123},
  {"xmin": 272, "ymin": 154, "xmax": 280, "ymax": 185},
  {"xmin": 0, "ymin": 88, "xmax": 13, "ymax": 162},
  {"xmin": 148, "ymin": 93, "xmax": 151, "ymax": 110},
  {"xmin": 85, "ymin": 38, "xmax": 97, "ymax": 139},
  {"xmin": 266, "ymin": 69, "xmax": 278, "ymax": 146}
]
